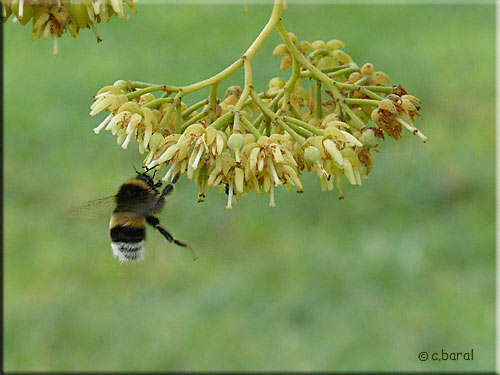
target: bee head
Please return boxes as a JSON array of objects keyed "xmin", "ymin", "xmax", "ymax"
[{"xmin": 134, "ymin": 165, "xmax": 162, "ymax": 191}]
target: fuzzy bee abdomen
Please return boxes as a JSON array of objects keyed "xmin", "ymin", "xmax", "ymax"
[{"xmin": 109, "ymin": 210, "xmax": 147, "ymax": 262}]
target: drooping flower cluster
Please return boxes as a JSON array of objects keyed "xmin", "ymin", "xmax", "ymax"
[
  {"xmin": 2, "ymin": 0, "xmax": 137, "ymax": 55},
  {"xmin": 90, "ymin": 34, "xmax": 427, "ymax": 208}
]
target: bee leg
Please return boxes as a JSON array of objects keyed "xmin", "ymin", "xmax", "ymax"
[
  {"xmin": 154, "ymin": 173, "xmax": 181, "ymax": 211},
  {"xmin": 146, "ymin": 216, "xmax": 199, "ymax": 260}
]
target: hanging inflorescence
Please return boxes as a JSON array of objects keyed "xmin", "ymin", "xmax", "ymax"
[
  {"xmin": 89, "ymin": 2, "xmax": 427, "ymax": 209},
  {"xmin": 2, "ymin": 0, "xmax": 137, "ymax": 55}
]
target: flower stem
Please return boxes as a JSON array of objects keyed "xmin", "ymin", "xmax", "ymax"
[
  {"xmin": 182, "ymin": 98, "xmax": 208, "ymax": 119},
  {"xmin": 240, "ymin": 115, "xmax": 262, "ymax": 140},
  {"xmin": 284, "ymin": 115, "xmax": 324, "ymax": 136},
  {"xmin": 178, "ymin": 0, "xmax": 283, "ymax": 97},
  {"xmin": 207, "ymin": 83, "xmax": 219, "ymax": 125},
  {"xmin": 127, "ymin": 84, "xmax": 180, "ymax": 100},
  {"xmin": 344, "ymin": 98, "xmax": 380, "ymax": 106},
  {"xmin": 315, "ymin": 79, "xmax": 323, "ymax": 119}
]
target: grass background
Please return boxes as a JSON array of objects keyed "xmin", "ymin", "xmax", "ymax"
[{"xmin": 4, "ymin": 2, "xmax": 495, "ymax": 372}]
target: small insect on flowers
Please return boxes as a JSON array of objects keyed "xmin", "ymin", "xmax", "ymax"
[{"xmin": 76, "ymin": 167, "xmax": 198, "ymax": 263}]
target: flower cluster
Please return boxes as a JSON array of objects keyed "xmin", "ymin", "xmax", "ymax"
[
  {"xmin": 2, "ymin": 0, "xmax": 137, "ymax": 55},
  {"xmin": 90, "ymin": 33, "xmax": 427, "ymax": 208}
]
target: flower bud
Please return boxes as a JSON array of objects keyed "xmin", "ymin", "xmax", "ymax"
[
  {"xmin": 51, "ymin": 6, "xmax": 69, "ymax": 26},
  {"xmin": 287, "ymin": 32, "xmax": 298, "ymax": 44},
  {"xmin": 317, "ymin": 56, "xmax": 334, "ymax": 69},
  {"xmin": 360, "ymin": 63, "xmax": 374, "ymax": 76},
  {"xmin": 379, "ymin": 99, "xmax": 398, "ymax": 114},
  {"xmin": 113, "ymin": 80, "xmax": 129, "ymax": 91},
  {"xmin": 326, "ymin": 39, "xmax": 345, "ymax": 50},
  {"xmin": 331, "ymin": 50, "xmax": 353, "ymax": 64},
  {"xmin": 228, "ymin": 133, "xmax": 244, "ymax": 150},
  {"xmin": 269, "ymin": 77, "xmax": 286, "ymax": 89},
  {"xmin": 148, "ymin": 132, "xmax": 164, "ymax": 151},
  {"xmin": 311, "ymin": 40, "xmax": 326, "ymax": 50},
  {"xmin": 223, "ymin": 94, "xmax": 238, "ymax": 106},
  {"xmin": 69, "ymin": 2, "xmax": 90, "ymax": 28},
  {"xmin": 401, "ymin": 95, "xmax": 421, "ymax": 106},
  {"xmin": 371, "ymin": 109, "xmax": 381, "ymax": 124},
  {"xmin": 401, "ymin": 98, "xmax": 416, "ymax": 112},
  {"xmin": 297, "ymin": 41, "xmax": 311, "ymax": 54},
  {"xmin": 348, "ymin": 72, "xmax": 363, "ymax": 83},
  {"xmin": 280, "ymin": 54, "xmax": 292, "ymax": 71},
  {"xmin": 225, "ymin": 85, "xmax": 242, "ymax": 98},
  {"xmin": 372, "ymin": 71, "xmax": 391, "ymax": 85},
  {"xmin": 304, "ymin": 146, "xmax": 321, "ymax": 164},
  {"xmin": 273, "ymin": 43, "xmax": 288, "ymax": 57},
  {"xmin": 360, "ymin": 128, "xmax": 379, "ymax": 147}
]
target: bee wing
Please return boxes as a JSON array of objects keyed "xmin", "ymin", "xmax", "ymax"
[{"xmin": 66, "ymin": 196, "xmax": 116, "ymax": 220}]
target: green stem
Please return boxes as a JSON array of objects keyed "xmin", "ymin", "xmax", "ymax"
[
  {"xmin": 240, "ymin": 116, "xmax": 262, "ymax": 140},
  {"xmin": 284, "ymin": 116, "xmax": 324, "ymax": 136},
  {"xmin": 178, "ymin": 0, "xmax": 283, "ymax": 97},
  {"xmin": 299, "ymin": 63, "xmax": 355, "ymax": 77},
  {"xmin": 335, "ymin": 82, "xmax": 392, "ymax": 94},
  {"xmin": 128, "ymin": 81, "xmax": 161, "ymax": 88},
  {"xmin": 341, "ymin": 104, "xmax": 364, "ymax": 130},
  {"xmin": 344, "ymin": 98, "xmax": 380, "ymax": 106},
  {"xmin": 207, "ymin": 83, "xmax": 219, "ymax": 125},
  {"xmin": 315, "ymin": 79, "xmax": 322, "ymax": 119},
  {"xmin": 126, "ymin": 84, "xmax": 180, "ymax": 100},
  {"xmin": 143, "ymin": 97, "xmax": 175, "ymax": 109},
  {"xmin": 250, "ymin": 90, "xmax": 276, "ymax": 120},
  {"xmin": 159, "ymin": 94, "xmax": 182, "ymax": 129},
  {"xmin": 285, "ymin": 121, "xmax": 312, "ymax": 138},
  {"xmin": 284, "ymin": 58, "xmax": 300, "ymax": 113},
  {"xmin": 276, "ymin": 119, "xmax": 305, "ymax": 144},
  {"xmin": 234, "ymin": 59, "xmax": 253, "ymax": 111},
  {"xmin": 175, "ymin": 101, "xmax": 182, "ymax": 133},
  {"xmin": 360, "ymin": 87, "xmax": 384, "ymax": 101},
  {"xmin": 182, "ymin": 98, "xmax": 208, "ymax": 119},
  {"xmin": 209, "ymin": 111, "xmax": 234, "ymax": 130},
  {"xmin": 276, "ymin": 22, "xmax": 366, "ymax": 130},
  {"xmin": 180, "ymin": 109, "xmax": 209, "ymax": 132},
  {"xmin": 327, "ymin": 67, "xmax": 359, "ymax": 78},
  {"xmin": 233, "ymin": 111, "xmax": 241, "ymax": 131},
  {"xmin": 354, "ymin": 76, "xmax": 370, "ymax": 86},
  {"xmin": 308, "ymin": 48, "xmax": 330, "ymax": 59}
]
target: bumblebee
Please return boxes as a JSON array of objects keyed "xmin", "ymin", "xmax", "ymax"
[{"xmin": 75, "ymin": 168, "xmax": 197, "ymax": 263}]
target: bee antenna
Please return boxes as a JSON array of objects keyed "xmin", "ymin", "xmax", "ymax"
[
  {"xmin": 143, "ymin": 164, "xmax": 160, "ymax": 174},
  {"xmin": 131, "ymin": 163, "xmax": 140, "ymax": 175}
]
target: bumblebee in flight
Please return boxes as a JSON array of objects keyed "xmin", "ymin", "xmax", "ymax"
[{"xmin": 77, "ymin": 168, "xmax": 198, "ymax": 263}]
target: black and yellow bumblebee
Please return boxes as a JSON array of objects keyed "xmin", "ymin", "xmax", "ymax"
[{"xmin": 75, "ymin": 167, "xmax": 198, "ymax": 263}]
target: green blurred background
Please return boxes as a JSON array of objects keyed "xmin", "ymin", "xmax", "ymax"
[{"xmin": 4, "ymin": 2, "xmax": 495, "ymax": 372}]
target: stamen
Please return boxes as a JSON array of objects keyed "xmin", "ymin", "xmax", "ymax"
[
  {"xmin": 18, "ymin": 0, "xmax": 24, "ymax": 19},
  {"xmin": 90, "ymin": 96, "xmax": 113, "ymax": 116},
  {"xmin": 269, "ymin": 185, "xmax": 276, "ymax": 207},
  {"xmin": 315, "ymin": 162, "xmax": 330, "ymax": 179},
  {"xmin": 121, "ymin": 130, "xmax": 135, "ymax": 149},
  {"xmin": 93, "ymin": 113, "xmax": 112, "ymax": 134},
  {"xmin": 42, "ymin": 21, "xmax": 51, "ymax": 39},
  {"xmin": 162, "ymin": 160, "xmax": 179, "ymax": 182},
  {"xmin": 94, "ymin": 91, "xmax": 110, "ymax": 100},
  {"xmin": 268, "ymin": 159, "xmax": 282, "ymax": 186},
  {"xmin": 226, "ymin": 185, "xmax": 233, "ymax": 209},
  {"xmin": 192, "ymin": 146, "xmax": 204, "ymax": 169},
  {"xmin": 53, "ymin": 35, "xmax": 59, "ymax": 56},
  {"xmin": 396, "ymin": 118, "xmax": 427, "ymax": 142}
]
